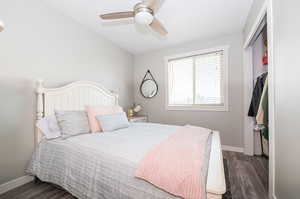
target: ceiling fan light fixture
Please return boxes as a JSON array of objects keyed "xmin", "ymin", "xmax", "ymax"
[
  {"xmin": 99, "ymin": 0, "xmax": 168, "ymax": 36},
  {"xmin": 134, "ymin": 11, "xmax": 154, "ymax": 25},
  {"xmin": 0, "ymin": 21, "xmax": 4, "ymax": 32}
]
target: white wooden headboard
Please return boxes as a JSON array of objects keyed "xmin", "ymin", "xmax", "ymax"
[{"xmin": 35, "ymin": 79, "xmax": 119, "ymax": 145}]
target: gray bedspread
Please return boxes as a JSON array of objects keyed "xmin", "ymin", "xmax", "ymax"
[{"xmin": 27, "ymin": 123, "xmax": 211, "ymax": 199}]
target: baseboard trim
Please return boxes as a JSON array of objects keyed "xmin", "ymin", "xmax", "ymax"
[
  {"xmin": 222, "ymin": 145, "xmax": 244, "ymax": 153},
  {"xmin": 0, "ymin": 175, "xmax": 34, "ymax": 195}
]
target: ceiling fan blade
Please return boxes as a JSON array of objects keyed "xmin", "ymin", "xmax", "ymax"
[
  {"xmin": 143, "ymin": 0, "xmax": 158, "ymax": 10},
  {"xmin": 150, "ymin": 18, "xmax": 168, "ymax": 36},
  {"xmin": 100, "ymin": 11, "xmax": 134, "ymax": 20}
]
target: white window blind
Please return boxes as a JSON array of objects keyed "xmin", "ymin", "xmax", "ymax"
[{"xmin": 166, "ymin": 47, "xmax": 228, "ymax": 111}]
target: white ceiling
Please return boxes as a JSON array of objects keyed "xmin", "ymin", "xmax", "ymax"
[{"xmin": 44, "ymin": 0, "xmax": 253, "ymax": 55}]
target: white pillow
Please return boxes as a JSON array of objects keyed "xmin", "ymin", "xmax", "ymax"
[
  {"xmin": 36, "ymin": 115, "xmax": 61, "ymax": 139},
  {"xmin": 55, "ymin": 110, "xmax": 90, "ymax": 139},
  {"xmin": 96, "ymin": 112, "xmax": 130, "ymax": 132}
]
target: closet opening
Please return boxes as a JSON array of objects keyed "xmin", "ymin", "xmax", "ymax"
[
  {"xmin": 243, "ymin": 3, "xmax": 275, "ymax": 198},
  {"xmin": 249, "ymin": 19, "xmax": 269, "ymax": 158}
]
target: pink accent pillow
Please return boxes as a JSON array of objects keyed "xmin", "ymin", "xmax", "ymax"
[{"xmin": 85, "ymin": 105, "xmax": 123, "ymax": 133}]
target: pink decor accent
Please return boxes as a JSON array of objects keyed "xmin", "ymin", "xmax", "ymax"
[
  {"xmin": 135, "ymin": 125, "xmax": 211, "ymax": 199},
  {"xmin": 85, "ymin": 105, "xmax": 123, "ymax": 133}
]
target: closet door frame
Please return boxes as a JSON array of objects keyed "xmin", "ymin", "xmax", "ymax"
[{"xmin": 243, "ymin": 1, "xmax": 275, "ymax": 199}]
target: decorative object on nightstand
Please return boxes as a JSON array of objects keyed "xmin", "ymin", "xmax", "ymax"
[
  {"xmin": 140, "ymin": 70, "xmax": 158, "ymax": 99},
  {"xmin": 128, "ymin": 115, "xmax": 148, "ymax": 123},
  {"xmin": 127, "ymin": 108, "xmax": 134, "ymax": 117},
  {"xmin": 128, "ymin": 103, "xmax": 142, "ymax": 117},
  {"xmin": 133, "ymin": 104, "xmax": 142, "ymax": 114}
]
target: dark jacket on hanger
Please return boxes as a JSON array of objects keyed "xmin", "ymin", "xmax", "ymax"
[{"xmin": 248, "ymin": 73, "xmax": 268, "ymax": 117}]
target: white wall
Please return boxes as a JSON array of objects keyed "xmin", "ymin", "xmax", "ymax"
[
  {"xmin": 134, "ymin": 33, "xmax": 244, "ymax": 148},
  {"xmin": 273, "ymin": 0, "xmax": 300, "ymax": 198},
  {"xmin": 0, "ymin": 0, "xmax": 133, "ymax": 184}
]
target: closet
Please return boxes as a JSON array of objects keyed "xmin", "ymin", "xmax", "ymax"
[
  {"xmin": 248, "ymin": 17, "xmax": 269, "ymax": 157},
  {"xmin": 244, "ymin": 7, "xmax": 275, "ymax": 197}
]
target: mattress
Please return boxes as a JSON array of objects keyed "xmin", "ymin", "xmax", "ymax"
[{"xmin": 27, "ymin": 122, "xmax": 225, "ymax": 199}]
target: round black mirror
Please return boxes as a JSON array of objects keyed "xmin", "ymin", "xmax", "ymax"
[
  {"xmin": 140, "ymin": 70, "xmax": 158, "ymax": 99},
  {"xmin": 140, "ymin": 79, "xmax": 158, "ymax": 98}
]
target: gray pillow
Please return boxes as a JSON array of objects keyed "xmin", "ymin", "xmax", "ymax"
[
  {"xmin": 96, "ymin": 112, "xmax": 130, "ymax": 132},
  {"xmin": 55, "ymin": 110, "xmax": 90, "ymax": 138}
]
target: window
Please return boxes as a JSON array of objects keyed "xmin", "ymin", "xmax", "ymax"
[{"xmin": 165, "ymin": 46, "xmax": 228, "ymax": 111}]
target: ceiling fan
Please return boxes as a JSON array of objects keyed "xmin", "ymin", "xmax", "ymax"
[{"xmin": 99, "ymin": 0, "xmax": 168, "ymax": 36}]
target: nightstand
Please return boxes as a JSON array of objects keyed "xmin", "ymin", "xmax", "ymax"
[{"xmin": 128, "ymin": 115, "xmax": 148, "ymax": 123}]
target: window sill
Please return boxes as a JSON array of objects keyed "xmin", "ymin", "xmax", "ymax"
[{"xmin": 166, "ymin": 105, "xmax": 228, "ymax": 112}]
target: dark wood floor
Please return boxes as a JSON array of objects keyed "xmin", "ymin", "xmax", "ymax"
[
  {"xmin": 223, "ymin": 151, "xmax": 269, "ymax": 199},
  {"xmin": 0, "ymin": 151, "xmax": 268, "ymax": 199}
]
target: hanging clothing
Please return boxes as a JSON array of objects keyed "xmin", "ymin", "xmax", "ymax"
[
  {"xmin": 256, "ymin": 76, "xmax": 268, "ymax": 125},
  {"xmin": 248, "ymin": 73, "xmax": 268, "ymax": 117},
  {"xmin": 257, "ymin": 77, "xmax": 269, "ymax": 140}
]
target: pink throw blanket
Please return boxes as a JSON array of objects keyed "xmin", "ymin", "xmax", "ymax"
[{"xmin": 135, "ymin": 125, "xmax": 212, "ymax": 199}]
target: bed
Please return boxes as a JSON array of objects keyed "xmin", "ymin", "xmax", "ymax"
[{"xmin": 29, "ymin": 80, "xmax": 226, "ymax": 199}]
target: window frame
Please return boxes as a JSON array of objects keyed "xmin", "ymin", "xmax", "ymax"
[{"xmin": 164, "ymin": 46, "xmax": 229, "ymax": 111}]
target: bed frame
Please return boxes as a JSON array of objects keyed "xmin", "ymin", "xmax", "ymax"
[{"xmin": 35, "ymin": 79, "xmax": 226, "ymax": 199}]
